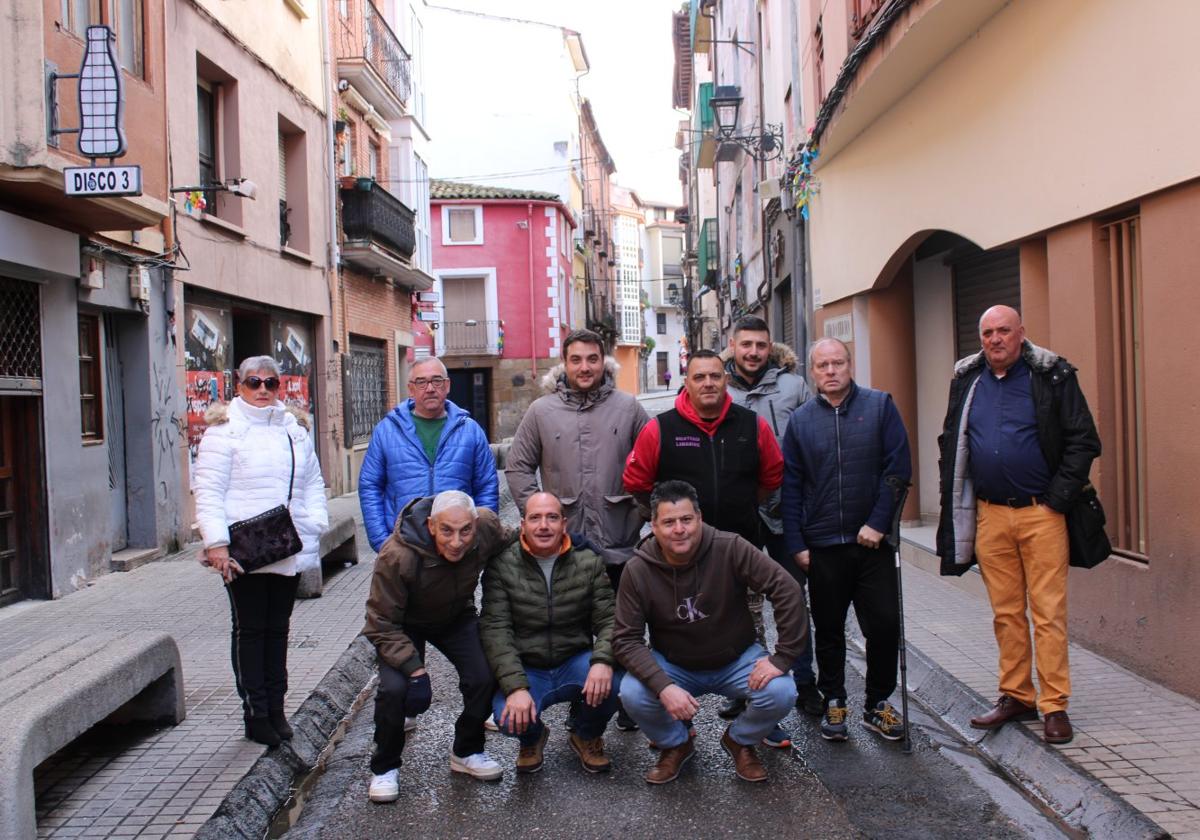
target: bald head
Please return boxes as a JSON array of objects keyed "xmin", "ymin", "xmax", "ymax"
[{"xmin": 979, "ymin": 305, "xmax": 1025, "ymax": 374}]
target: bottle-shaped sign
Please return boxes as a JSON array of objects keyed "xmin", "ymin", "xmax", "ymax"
[{"xmin": 77, "ymin": 25, "xmax": 127, "ymax": 159}]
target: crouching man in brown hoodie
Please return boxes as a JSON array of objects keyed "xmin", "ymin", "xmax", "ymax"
[{"xmin": 614, "ymin": 480, "xmax": 808, "ymax": 784}]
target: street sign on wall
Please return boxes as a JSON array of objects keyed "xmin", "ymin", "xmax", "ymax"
[{"xmin": 64, "ymin": 165, "xmax": 142, "ymax": 197}]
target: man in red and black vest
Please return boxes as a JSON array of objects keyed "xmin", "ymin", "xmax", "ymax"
[{"xmin": 623, "ymin": 348, "xmax": 783, "ymax": 554}]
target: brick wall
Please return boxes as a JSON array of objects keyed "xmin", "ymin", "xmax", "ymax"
[{"xmin": 341, "ymin": 268, "xmax": 413, "ymax": 409}]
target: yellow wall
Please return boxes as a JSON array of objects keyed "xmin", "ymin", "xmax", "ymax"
[
  {"xmin": 196, "ymin": 0, "xmax": 325, "ymax": 108},
  {"xmin": 810, "ymin": 0, "xmax": 1200, "ymax": 306}
]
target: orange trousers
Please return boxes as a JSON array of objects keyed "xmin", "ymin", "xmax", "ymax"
[{"xmin": 975, "ymin": 500, "xmax": 1070, "ymax": 714}]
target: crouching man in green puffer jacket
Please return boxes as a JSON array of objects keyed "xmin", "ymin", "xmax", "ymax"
[{"xmin": 480, "ymin": 491, "xmax": 622, "ymax": 775}]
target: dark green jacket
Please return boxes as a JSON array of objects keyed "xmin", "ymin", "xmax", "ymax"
[{"xmin": 480, "ymin": 540, "xmax": 615, "ymax": 696}]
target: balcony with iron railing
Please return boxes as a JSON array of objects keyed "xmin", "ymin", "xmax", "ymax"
[
  {"xmin": 439, "ymin": 320, "xmax": 501, "ymax": 356},
  {"xmin": 340, "ymin": 178, "xmax": 431, "ymax": 289},
  {"xmin": 335, "ymin": 0, "xmax": 412, "ymax": 120}
]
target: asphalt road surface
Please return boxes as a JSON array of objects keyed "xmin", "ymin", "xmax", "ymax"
[{"xmin": 280, "ymin": 623, "xmax": 1067, "ymax": 840}]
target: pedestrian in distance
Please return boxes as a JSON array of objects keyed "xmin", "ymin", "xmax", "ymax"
[
  {"xmin": 780, "ymin": 337, "xmax": 912, "ymax": 744},
  {"xmin": 506, "ymin": 328, "xmax": 648, "ymax": 732},
  {"xmin": 614, "ymin": 481, "xmax": 808, "ymax": 784},
  {"xmin": 663, "ymin": 369, "xmax": 672, "ymax": 391},
  {"xmin": 480, "ymin": 492, "xmax": 621, "ymax": 775},
  {"xmin": 720, "ymin": 315, "xmax": 822, "ymax": 722},
  {"xmin": 363, "ymin": 490, "xmax": 514, "ymax": 802},
  {"xmin": 194, "ymin": 355, "xmax": 329, "ymax": 747},
  {"xmin": 358, "ymin": 356, "xmax": 498, "ymax": 555},
  {"xmin": 937, "ymin": 305, "xmax": 1101, "ymax": 745}
]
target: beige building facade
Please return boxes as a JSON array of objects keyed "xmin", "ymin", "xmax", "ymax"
[{"xmin": 801, "ymin": 0, "xmax": 1200, "ymax": 697}]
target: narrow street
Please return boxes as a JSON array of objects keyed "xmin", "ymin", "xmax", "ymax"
[{"xmin": 281, "ymin": 614, "xmax": 1064, "ymax": 840}]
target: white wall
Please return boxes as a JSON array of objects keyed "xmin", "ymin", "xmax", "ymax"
[{"xmin": 912, "ymin": 254, "xmax": 955, "ymax": 519}]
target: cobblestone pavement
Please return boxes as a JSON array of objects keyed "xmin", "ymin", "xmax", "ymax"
[
  {"xmin": 900, "ymin": 525, "xmax": 1200, "ymax": 839},
  {"xmin": 1, "ymin": 494, "xmax": 375, "ymax": 840}
]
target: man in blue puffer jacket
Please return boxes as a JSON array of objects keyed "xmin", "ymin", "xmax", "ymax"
[
  {"xmin": 359, "ymin": 357, "xmax": 499, "ymax": 553},
  {"xmin": 780, "ymin": 337, "xmax": 911, "ymax": 746}
]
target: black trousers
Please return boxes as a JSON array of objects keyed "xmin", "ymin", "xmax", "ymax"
[
  {"xmin": 808, "ymin": 543, "xmax": 899, "ymax": 708},
  {"xmin": 371, "ymin": 612, "xmax": 495, "ymax": 774},
  {"xmin": 225, "ymin": 572, "xmax": 300, "ymax": 720}
]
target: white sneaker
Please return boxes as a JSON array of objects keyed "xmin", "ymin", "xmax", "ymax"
[
  {"xmin": 404, "ymin": 716, "xmax": 418, "ymax": 732},
  {"xmin": 483, "ymin": 717, "xmax": 499, "ymax": 732},
  {"xmin": 449, "ymin": 751, "xmax": 503, "ymax": 781},
  {"xmin": 368, "ymin": 768, "xmax": 400, "ymax": 803}
]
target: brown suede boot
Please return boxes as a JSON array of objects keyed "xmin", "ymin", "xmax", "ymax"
[
  {"xmin": 721, "ymin": 726, "xmax": 768, "ymax": 782},
  {"xmin": 568, "ymin": 733, "xmax": 612, "ymax": 773},
  {"xmin": 644, "ymin": 735, "xmax": 695, "ymax": 784},
  {"xmin": 516, "ymin": 725, "xmax": 549, "ymax": 774}
]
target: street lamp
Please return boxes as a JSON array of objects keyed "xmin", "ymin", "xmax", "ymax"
[{"xmin": 708, "ymin": 85, "xmax": 783, "ymax": 162}]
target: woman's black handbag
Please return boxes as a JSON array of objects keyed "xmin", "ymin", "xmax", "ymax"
[
  {"xmin": 227, "ymin": 437, "xmax": 303, "ymax": 573},
  {"xmin": 1067, "ymin": 484, "xmax": 1112, "ymax": 569}
]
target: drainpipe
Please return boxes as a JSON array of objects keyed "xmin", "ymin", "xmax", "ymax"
[
  {"xmin": 527, "ymin": 203, "xmax": 537, "ymax": 380},
  {"xmin": 317, "ymin": 0, "xmax": 343, "ymax": 489}
]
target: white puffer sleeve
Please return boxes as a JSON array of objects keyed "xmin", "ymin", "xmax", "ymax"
[{"xmin": 193, "ymin": 424, "xmax": 235, "ymax": 548}]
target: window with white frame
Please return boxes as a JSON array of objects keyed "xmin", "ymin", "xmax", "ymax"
[
  {"xmin": 615, "ymin": 214, "xmax": 642, "ymax": 345},
  {"xmin": 442, "ymin": 205, "xmax": 482, "ymax": 245}
]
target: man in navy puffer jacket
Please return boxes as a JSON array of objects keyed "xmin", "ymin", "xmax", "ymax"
[
  {"xmin": 780, "ymin": 338, "xmax": 911, "ymax": 745},
  {"xmin": 359, "ymin": 357, "xmax": 499, "ymax": 553}
]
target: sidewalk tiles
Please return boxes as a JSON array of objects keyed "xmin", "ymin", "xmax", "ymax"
[{"xmin": 896, "ymin": 542, "xmax": 1200, "ymax": 839}]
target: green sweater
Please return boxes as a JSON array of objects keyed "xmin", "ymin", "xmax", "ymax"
[{"xmin": 479, "ymin": 540, "xmax": 615, "ymax": 696}]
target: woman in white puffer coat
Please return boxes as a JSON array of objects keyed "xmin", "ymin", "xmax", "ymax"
[{"xmin": 194, "ymin": 355, "xmax": 328, "ymax": 747}]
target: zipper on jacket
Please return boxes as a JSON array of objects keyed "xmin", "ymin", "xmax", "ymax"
[
  {"xmin": 769, "ymin": 400, "xmax": 779, "ymax": 437},
  {"xmin": 835, "ymin": 405, "xmax": 846, "ymax": 541},
  {"xmin": 708, "ymin": 435, "xmax": 721, "ymax": 513}
]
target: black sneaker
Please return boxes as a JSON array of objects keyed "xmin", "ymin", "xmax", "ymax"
[
  {"xmin": 862, "ymin": 701, "xmax": 905, "ymax": 741},
  {"xmin": 718, "ymin": 697, "xmax": 747, "ymax": 720},
  {"xmin": 615, "ymin": 707, "xmax": 639, "ymax": 732},
  {"xmin": 821, "ymin": 699, "xmax": 849, "ymax": 742},
  {"xmin": 795, "ymin": 683, "xmax": 824, "ymax": 717},
  {"xmin": 565, "ymin": 699, "xmax": 581, "ymax": 732}
]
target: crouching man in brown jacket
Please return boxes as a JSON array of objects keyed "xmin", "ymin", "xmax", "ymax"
[
  {"xmin": 362, "ymin": 490, "xmax": 513, "ymax": 803},
  {"xmin": 614, "ymin": 480, "xmax": 808, "ymax": 785}
]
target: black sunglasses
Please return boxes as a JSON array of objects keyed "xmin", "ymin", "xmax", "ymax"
[{"xmin": 243, "ymin": 376, "xmax": 281, "ymax": 391}]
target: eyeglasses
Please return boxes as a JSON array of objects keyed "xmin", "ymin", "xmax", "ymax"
[
  {"xmin": 243, "ymin": 376, "xmax": 281, "ymax": 391},
  {"xmin": 410, "ymin": 376, "xmax": 448, "ymax": 390}
]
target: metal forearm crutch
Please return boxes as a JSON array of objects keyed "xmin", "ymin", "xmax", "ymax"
[{"xmin": 886, "ymin": 477, "xmax": 913, "ymax": 754}]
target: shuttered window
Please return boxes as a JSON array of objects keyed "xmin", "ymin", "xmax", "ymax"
[
  {"xmin": 278, "ymin": 132, "xmax": 288, "ymax": 204},
  {"xmin": 952, "ymin": 248, "xmax": 1020, "ymax": 360}
]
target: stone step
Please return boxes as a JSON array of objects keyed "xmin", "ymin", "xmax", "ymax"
[{"xmin": 110, "ymin": 547, "xmax": 163, "ymax": 573}]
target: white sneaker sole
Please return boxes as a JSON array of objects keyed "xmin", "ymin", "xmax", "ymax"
[
  {"xmin": 449, "ymin": 756, "xmax": 503, "ymax": 781},
  {"xmin": 368, "ymin": 783, "xmax": 400, "ymax": 803}
]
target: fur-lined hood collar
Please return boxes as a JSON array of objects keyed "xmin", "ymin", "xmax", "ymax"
[
  {"xmin": 953, "ymin": 340, "xmax": 1065, "ymax": 378},
  {"xmin": 719, "ymin": 341, "xmax": 800, "ymax": 374},
  {"xmin": 540, "ymin": 356, "xmax": 621, "ymax": 393},
  {"xmin": 204, "ymin": 397, "xmax": 312, "ymax": 430}
]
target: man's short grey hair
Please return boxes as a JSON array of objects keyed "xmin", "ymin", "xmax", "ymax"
[
  {"xmin": 430, "ymin": 490, "xmax": 477, "ymax": 518},
  {"xmin": 238, "ymin": 355, "xmax": 281, "ymax": 380},
  {"xmin": 808, "ymin": 337, "xmax": 851, "ymax": 368},
  {"xmin": 411, "ymin": 356, "xmax": 449, "ymax": 378}
]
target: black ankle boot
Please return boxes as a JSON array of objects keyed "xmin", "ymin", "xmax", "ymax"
[
  {"xmin": 245, "ymin": 716, "xmax": 282, "ymax": 747},
  {"xmin": 269, "ymin": 708, "xmax": 294, "ymax": 741}
]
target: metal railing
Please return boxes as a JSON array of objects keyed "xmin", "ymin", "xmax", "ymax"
[
  {"xmin": 338, "ymin": 0, "xmax": 412, "ymax": 105},
  {"xmin": 340, "ymin": 179, "xmax": 416, "ymax": 258},
  {"xmin": 440, "ymin": 320, "xmax": 500, "ymax": 355}
]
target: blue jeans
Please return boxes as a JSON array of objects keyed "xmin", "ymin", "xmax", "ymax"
[
  {"xmin": 764, "ymin": 530, "xmax": 816, "ymax": 685},
  {"xmin": 491, "ymin": 650, "xmax": 622, "ymax": 746},
  {"xmin": 619, "ymin": 645, "xmax": 797, "ymax": 749}
]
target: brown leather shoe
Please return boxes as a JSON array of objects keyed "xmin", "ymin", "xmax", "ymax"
[
  {"xmin": 970, "ymin": 695, "xmax": 1039, "ymax": 730},
  {"xmin": 644, "ymin": 735, "xmax": 695, "ymax": 784},
  {"xmin": 1043, "ymin": 711, "xmax": 1073, "ymax": 744},
  {"xmin": 721, "ymin": 726, "xmax": 768, "ymax": 783},
  {"xmin": 568, "ymin": 733, "xmax": 612, "ymax": 773},
  {"xmin": 516, "ymin": 725, "xmax": 549, "ymax": 774}
]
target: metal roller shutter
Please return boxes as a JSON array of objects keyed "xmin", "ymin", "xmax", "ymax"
[{"xmin": 952, "ymin": 248, "xmax": 1020, "ymax": 360}]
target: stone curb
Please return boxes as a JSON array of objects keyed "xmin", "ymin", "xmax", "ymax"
[
  {"xmin": 194, "ymin": 635, "xmax": 376, "ymax": 840},
  {"xmin": 848, "ymin": 629, "xmax": 1168, "ymax": 838}
]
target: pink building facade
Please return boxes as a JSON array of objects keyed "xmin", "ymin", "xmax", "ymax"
[{"xmin": 420, "ymin": 181, "xmax": 576, "ymax": 440}]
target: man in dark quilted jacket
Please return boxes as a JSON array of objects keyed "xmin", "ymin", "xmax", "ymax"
[{"xmin": 480, "ymin": 492, "xmax": 619, "ymax": 775}]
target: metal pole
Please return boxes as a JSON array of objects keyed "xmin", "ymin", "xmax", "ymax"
[{"xmin": 887, "ymin": 478, "xmax": 913, "ymax": 754}]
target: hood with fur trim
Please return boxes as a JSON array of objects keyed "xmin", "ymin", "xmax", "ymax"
[
  {"xmin": 953, "ymin": 340, "xmax": 1062, "ymax": 379},
  {"xmin": 540, "ymin": 355, "xmax": 622, "ymax": 393},
  {"xmin": 720, "ymin": 341, "xmax": 800, "ymax": 375},
  {"xmin": 204, "ymin": 399, "xmax": 312, "ymax": 430}
]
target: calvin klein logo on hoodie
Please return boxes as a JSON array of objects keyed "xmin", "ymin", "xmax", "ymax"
[
  {"xmin": 675, "ymin": 594, "xmax": 708, "ymax": 623},
  {"xmin": 674, "ymin": 434, "xmax": 702, "ymax": 448}
]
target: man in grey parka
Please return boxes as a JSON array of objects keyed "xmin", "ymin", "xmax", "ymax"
[
  {"xmin": 721, "ymin": 315, "xmax": 821, "ymax": 724},
  {"xmin": 506, "ymin": 328, "xmax": 649, "ymax": 578}
]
